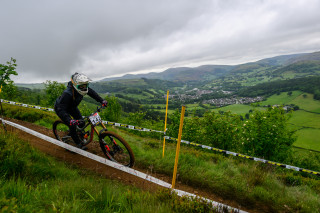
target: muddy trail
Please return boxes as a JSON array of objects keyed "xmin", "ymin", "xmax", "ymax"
[{"xmin": 1, "ymin": 118, "xmax": 263, "ymax": 213}]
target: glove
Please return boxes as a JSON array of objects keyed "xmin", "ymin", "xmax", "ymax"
[
  {"xmin": 102, "ymin": 100, "xmax": 108, "ymax": 107},
  {"xmin": 69, "ymin": 119, "xmax": 79, "ymax": 126},
  {"xmin": 78, "ymin": 120, "xmax": 85, "ymax": 128}
]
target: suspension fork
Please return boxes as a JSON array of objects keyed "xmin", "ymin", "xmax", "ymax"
[
  {"xmin": 92, "ymin": 122, "xmax": 107, "ymax": 135},
  {"xmin": 98, "ymin": 122, "xmax": 118, "ymax": 151}
]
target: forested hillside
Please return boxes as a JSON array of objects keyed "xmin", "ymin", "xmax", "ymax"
[{"xmin": 236, "ymin": 76, "xmax": 320, "ymax": 99}]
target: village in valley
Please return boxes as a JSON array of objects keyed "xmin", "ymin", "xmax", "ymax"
[{"xmin": 168, "ymin": 87, "xmax": 264, "ymax": 107}]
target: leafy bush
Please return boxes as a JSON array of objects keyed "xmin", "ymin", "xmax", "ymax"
[
  {"xmin": 240, "ymin": 107, "xmax": 295, "ymax": 161},
  {"xmin": 100, "ymin": 96, "xmax": 122, "ymax": 122},
  {"xmin": 167, "ymin": 107, "xmax": 295, "ymax": 162}
]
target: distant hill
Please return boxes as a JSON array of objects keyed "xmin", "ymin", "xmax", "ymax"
[
  {"xmin": 16, "ymin": 51, "xmax": 320, "ymax": 99},
  {"xmin": 16, "ymin": 83, "xmax": 46, "ymax": 90},
  {"xmin": 101, "ymin": 65, "xmax": 233, "ymax": 82},
  {"xmin": 90, "ymin": 78, "xmax": 184, "ymax": 94},
  {"xmin": 236, "ymin": 75, "xmax": 320, "ymax": 99},
  {"xmin": 100, "ymin": 51, "xmax": 320, "ymax": 85}
]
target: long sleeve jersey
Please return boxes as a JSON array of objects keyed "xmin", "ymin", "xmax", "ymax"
[{"xmin": 54, "ymin": 81, "xmax": 104, "ymax": 123}]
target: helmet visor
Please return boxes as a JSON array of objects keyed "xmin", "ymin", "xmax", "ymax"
[{"xmin": 77, "ymin": 83, "xmax": 89, "ymax": 91}]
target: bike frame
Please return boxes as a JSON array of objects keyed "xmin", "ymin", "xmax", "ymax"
[{"xmin": 78, "ymin": 106, "xmax": 108, "ymax": 143}]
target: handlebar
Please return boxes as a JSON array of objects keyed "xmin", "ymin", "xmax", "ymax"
[
  {"xmin": 81, "ymin": 104, "xmax": 106, "ymax": 121},
  {"xmin": 96, "ymin": 104, "xmax": 106, "ymax": 113}
]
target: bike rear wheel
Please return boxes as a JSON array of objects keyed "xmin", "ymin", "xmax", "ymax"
[
  {"xmin": 53, "ymin": 120, "xmax": 93, "ymax": 146},
  {"xmin": 53, "ymin": 120, "xmax": 73, "ymax": 144},
  {"xmin": 99, "ymin": 131, "xmax": 135, "ymax": 167}
]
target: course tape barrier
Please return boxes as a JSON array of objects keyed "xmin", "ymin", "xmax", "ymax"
[
  {"xmin": 1, "ymin": 99, "xmax": 54, "ymax": 111},
  {"xmin": 102, "ymin": 120, "xmax": 164, "ymax": 133},
  {"xmin": 165, "ymin": 136, "xmax": 320, "ymax": 177},
  {"xmin": 0, "ymin": 118, "xmax": 245, "ymax": 213},
  {"xmin": 4, "ymin": 99, "xmax": 318, "ymax": 177},
  {"xmin": 0, "ymin": 99, "xmax": 164, "ymax": 134}
]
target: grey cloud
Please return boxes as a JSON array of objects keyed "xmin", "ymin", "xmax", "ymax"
[{"xmin": 1, "ymin": 0, "xmax": 320, "ymax": 83}]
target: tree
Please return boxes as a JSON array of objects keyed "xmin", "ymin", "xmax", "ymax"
[
  {"xmin": 1, "ymin": 81, "xmax": 17, "ymax": 100},
  {"xmin": 100, "ymin": 96, "xmax": 122, "ymax": 122},
  {"xmin": 0, "ymin": 58, "xmax": 18, "ymax": 98},
  {"xmin": 44, "ymin": 80, "xmax": 66, "ymax": 107},
  {"xmin": 241, "ymin": 107, "xmax": 295, "ymax": 161}
]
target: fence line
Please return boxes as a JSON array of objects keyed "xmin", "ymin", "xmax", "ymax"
[
  {"xmin": 0, "ymin": 99, "xmax": 164, "ymax": 133},
  {"xmin": 165, "ymin": 136, "xmax": 320, "ymax": 176},
  {"xmin": 2, "ymin": 99, "xmax": 319, "ymax": 177}
]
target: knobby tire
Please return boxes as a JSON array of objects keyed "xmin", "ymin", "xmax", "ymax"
[{"xmin": 99, "ymin": 131, "xmax": 135, "ymax": 168}]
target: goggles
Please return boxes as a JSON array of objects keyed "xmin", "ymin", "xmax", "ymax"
[{"xmin": 77, "ymin": 83, "xmax": 89, "ymax": 91}]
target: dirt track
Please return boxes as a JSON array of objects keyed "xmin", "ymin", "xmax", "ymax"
[{"xmin": 1, "ymin": 118, "xmax": 257, "ymax": 213}]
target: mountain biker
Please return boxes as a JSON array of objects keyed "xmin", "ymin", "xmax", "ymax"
[{"xmin": 54, "ymin": 72, "xmax": 108, "ymax": 150}]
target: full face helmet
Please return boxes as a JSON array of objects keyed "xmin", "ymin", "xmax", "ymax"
[{"xmin": 71, "ymin": 73, "xmax": 92, "ymax": 96}]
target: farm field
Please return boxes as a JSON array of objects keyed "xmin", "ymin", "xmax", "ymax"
[
  {"xmin": 216, "ymin": 91, "xmax": 320, "ymax": 152},
  {"xmin": 260, "ymin": 91, "xmax": 303, "ymax": 106},
  {"xmin": 289, "ymin": 110, "xmax": 320, "ymax": 151},
  {"xmin": 289, "ymin": 110, "xmax": 320, "ymax": 129},
  {"xmin": 294, "ymin": 128, "xmax": 320, "ymax": 151},
  {"xmin": 211, "ymin": 104, "xmax": 258, "ymax": 115},
  {"xmin": 288, "ymin": 93, "xmax": 320, "ymax": 113}
]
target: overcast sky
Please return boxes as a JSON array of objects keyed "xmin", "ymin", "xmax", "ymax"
[{"xmin": 1, "ymin": 0, "xmax": 320, "ymax": 83}]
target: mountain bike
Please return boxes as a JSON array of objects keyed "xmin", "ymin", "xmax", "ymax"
[{"xmin": 52, "ymin": 105, "xmax": 135, "ymax": 167}]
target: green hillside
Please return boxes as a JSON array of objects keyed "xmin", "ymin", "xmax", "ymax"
[
  {"xmin": 288, "ymin": 93, "xmax": 320, "ymax": 113},
  {"xmin": 101, "ymin": 51, "xmax": 320, "ymax": 86},
  {"xmin": 1, "ymin": 104, "xmax": 320, "ymax": 212},
  {"xmin": 0, "ymin": 131, "xmax": 216, "ymax": 212},
  {"xmin": 260, "ymin": 91, "xmax": 303, "ymax": 106},
  {"xmin": 236, "ymin": 76, "xmax": 320, "ymax": 98},
  {"xmin": 226, "ymin": 91, "xmax": 320, "ymax": 152}
]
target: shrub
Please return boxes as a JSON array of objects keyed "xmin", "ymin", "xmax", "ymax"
[{"xmin": 167, "ymin": 107, "xmax": 295, "ymax": 162}]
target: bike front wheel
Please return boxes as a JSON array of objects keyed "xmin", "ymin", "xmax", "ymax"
[{"xmin": 99, "ymin": 131, "xmax": 135, "ymax": 168}]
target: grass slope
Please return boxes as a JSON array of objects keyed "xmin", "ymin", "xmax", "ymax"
[
  {"xmin": 260, "ymin": 91, "xmax": 303, "ymax": 106},
  {"xmin": 1, "ymin": 102, "xmax": 320, "ymax": 212},
  {"xmin": 0, "ymin": 130, "xmax": 218, "ymax": 213}
]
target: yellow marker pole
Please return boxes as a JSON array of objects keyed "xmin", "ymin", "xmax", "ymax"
[
  {"xmin": 171, "ymin": 105, "xmax": 185, "ymax": 189},
  {"xmin": 162, "ymin": 90, "xmax": 169, "ymax": 157}
]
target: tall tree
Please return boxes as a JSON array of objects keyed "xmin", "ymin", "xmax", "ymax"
[
  {"xmin": 44, "ymin": 80, "xmax": 66, "ymax": 107},
  {"xmin": 0, "ymin": 58, "xmax": 18, "ymax": 97}
]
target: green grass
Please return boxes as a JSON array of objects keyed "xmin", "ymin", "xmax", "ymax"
[
  {"xmin": 260, "ymin": 91, "xmax": 303, "ymax": 106},
  {"xmin": 294, "ymin": 128, "xmax": 320, "ymax": 151},
  {"xmin": 260, "ymin": 91, "xmax": 320, "ymax": 113},
  {"xmin": 111, "ymin": 127, "xmax": 320, "ymax": 212},
  {"xmin": 289, "ymin": 110, "xmax": 320, "ymax": 129},
  {"xmin": 288, "ymin": 93, "xmax": 320, "ymax": 113},
  {"xmin": 290, "ymin": 110, "xmax": 320, "ymax": 152},
  {"xmin": 212, "ymin": 104, "xmax": 257, "ymax": 115},
  {"xmin": 156, "ymin": 109, "xmax": 176, "ymax": 115},
  {"xmin": 0, "ymin": 130, "xmax": 219, "ymax": 213},
  {"xmin": 2, "ymin": 103, "xmax": 320, "ymax": 212}
]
